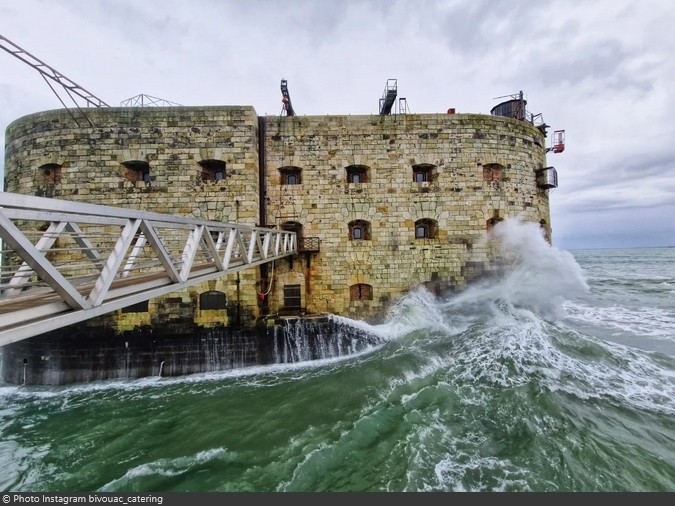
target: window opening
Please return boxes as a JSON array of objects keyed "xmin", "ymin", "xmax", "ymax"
[
  {"xmin": 283, "ymin": 284, "xmax": 301, "ymax": 309},
  {"xmin": 199, "ymin": 159, "xmax": 227, "ymax": 182},
  {"xmin": 122, "ymin": 160, "xmax": 151, "ymax": 183},
  {"xmin": 348, "ymin": 220, "xmax": 370, "ymax": 241},
  {"xmin": 346, "ymin": 165, "xmax": 369, "ymax": 184},
  {"xmin": 200, "ymin": 290, "xmax": 227, "ymax": 310},
  {"xmin": 280, "ymin": 166, "xmax": 302, "ymax": 185},
  {"xmin": 486, "ymin": 217, "xmax": 504, "ymax": 232},
  {"xmin": 121, "ymin": 300, "xmax": 149, "ymax": 313},
  {"xmin": 482, "ymin": 163, "xmax": 504, "ymax": 182},
  {"xmin": 414, "ymin": 219, "xmax": 437, "ymax": 239},
  {"xmin": 350, "ymin": 283, "xmax": 373, "ymax": 301},
  {"xmin": 412, "ymin": 164, "xmax": 434, "ymax": 183}
]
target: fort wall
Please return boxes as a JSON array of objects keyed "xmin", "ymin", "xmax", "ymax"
[
  {"xmin": 263, "ymin": 113, "xmax": 549, "ymax": 320},
  {"xmin": 2, "ymin": 105, "xmax": 552, "ymax": 383}
]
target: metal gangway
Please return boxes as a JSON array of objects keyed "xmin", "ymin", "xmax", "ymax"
[{"xmin": 0, "ymin": 193, "xmax": 297, "ymax": 345}]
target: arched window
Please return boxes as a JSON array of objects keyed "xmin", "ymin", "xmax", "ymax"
[
  {"xmin": 122, "ymin": 160, "xmax": 151, "ymax": 183},
  {"xmin": 414, "ymin": 218, "xmax": 437, "ymax": 239},
  {"xmin": 279, "ymin": 166, "xmax": 302, "ymax": 185},
  {"xmin": 39, "ymin": 163, "xmax": 62, "ymax": 198},
  {"xmin": 348, "ymin": 220, "xmax": 371, "ymax": 241},
  {"xmin": 483, "ymin": 163, "xmax": 504, "ymax": 182},
  {"xmin": 486, "ymin": 217, "xmax": 504, "ymax": 232},
  {"xmin": 349, "ymin": 283, "xmax": 373, "ymax": 301},
  {"xmin": 281, "ymin": 221, "xmax": 303, "ymax": 240},
  {"xmin": 412, "ymin": 163, "xmax": 435, "ymax": 183},
  {"xmin": 199, "ymin": 159, "xmax": 226, "ymax": 182},
  {"xmin": 346, "ymin": 165, "xmax": 369, "ymax": 184},
  {"xmin": 200, "ymin": 290, "xmax": 227, "ymax": 310},
  {"xmin": 40, "ymin": 163, "xmax": 62, "ymax": 184}
]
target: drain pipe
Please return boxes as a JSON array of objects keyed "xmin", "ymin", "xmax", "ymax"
[
  {"xmin": 258, "ymin": 116, "xmax": 270, "ymax": 317},
  {"xmin": 235, "ymin": 199, "xmax": 241, "ymax": 327},
  {"xmin": 258, "ymin": 116, "xmax": 267, "ymax": 228}
]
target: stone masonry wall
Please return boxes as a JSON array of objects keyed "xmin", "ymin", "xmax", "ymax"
[
  {"xmin": 4, "ymin": 106, "xmax": 263, "ymax": 329},
  {"xmin": 263, "ymin": 113, "xmax": 550, "ymax": 321}
]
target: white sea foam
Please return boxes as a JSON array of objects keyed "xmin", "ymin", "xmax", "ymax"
[
  {"xmin": 444, "ymin": 304, "xmax": 675, "ymax": 415},
  {"xmin": 357, "ymin": 218, "xmax": 675, "ymax": 417},
  {"xmin": 446, "ymin": 216, "xmax": 589, "ymax": 321},
  {"xmin": 432, "ymin": 450, "xmax": 531, "ymax": 492},
  {"xmin": 564, "ymin": 301, "xmax": 675, "ymax": 339},
  {"xmin": 98, "ymin": 447, "xmax": 230, "ymax": 491},
  {"xmin": 0, "ymin": 348, "xmax": 383, "ymax": 404}
]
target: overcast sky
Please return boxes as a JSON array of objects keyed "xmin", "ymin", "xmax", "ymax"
[{"xmin": 1, "ymin": 0, "xmax": 674, "ymax": 250}]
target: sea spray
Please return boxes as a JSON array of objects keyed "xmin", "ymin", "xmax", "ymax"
[{"xmin": 444, "ymin": 216, "xmax": 589, "ymax": 321}]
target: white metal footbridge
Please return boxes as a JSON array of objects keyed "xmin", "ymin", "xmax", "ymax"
[{"xmin": 0, "ymin": 193, "xmax": 297, "ymax": 346}]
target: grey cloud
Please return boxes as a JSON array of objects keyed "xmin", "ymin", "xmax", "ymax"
[
  {"xmin": 553, "ymin": 200, "xmax": 675, "ymax": 249},
  {"xmin": 430, "ymin": 0, "xmax": 551, "ymax": 55},
  {"xmin": 534, "ymin": 39, "xmax": 656, "ymax": 94}
]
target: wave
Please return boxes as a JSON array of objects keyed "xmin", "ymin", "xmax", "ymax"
[
  {"xmin": 565, "ymin": 302, "xmax": 675, "ymax": 339},
  {"xmin": 98, "ymin": 448, "xmax": 231, "ymax": 492},
  {"xmin": 2, "ymin": 218, "xmax": 674, "ymax": 492}
]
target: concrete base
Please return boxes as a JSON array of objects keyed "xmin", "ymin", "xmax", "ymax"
[{"xmin": 0, "ymin": 316, "xmax": 383, "ymax": 385}]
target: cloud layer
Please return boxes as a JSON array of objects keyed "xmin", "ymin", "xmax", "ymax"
[{"xmin": 2, "ymin": 0, "xmax": 674, "ymax": 249}]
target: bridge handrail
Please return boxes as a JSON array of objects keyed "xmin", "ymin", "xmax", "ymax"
[
  {"xmin": 0, "ymin": 192, "xmax": 297, "ymax": 345},
  {"xmin": 0, "ymin": 192, "xmax": 262, "ymax": 230}
]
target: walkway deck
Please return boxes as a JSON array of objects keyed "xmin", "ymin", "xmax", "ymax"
[{"xmin": 0, "ymin": 193, "xmax": 296, "ymax": 345}]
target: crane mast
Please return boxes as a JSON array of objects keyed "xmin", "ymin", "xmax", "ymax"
[
  {"xmin": 0, "ymin": 33, "xmax": 110, "ymax": 126},
  {"xmin": 280, "ymin": 79, "xmax": 295, "ymax": 116}
]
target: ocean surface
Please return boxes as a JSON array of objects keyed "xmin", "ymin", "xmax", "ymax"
[{"xmin": 1, "ymin": 220, "xmax": 674, "ymax": 492}]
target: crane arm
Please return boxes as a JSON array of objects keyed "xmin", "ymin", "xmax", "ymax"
[{"xmin": 0, "ymin": 34, "xmax": 109, "ymax": 108}]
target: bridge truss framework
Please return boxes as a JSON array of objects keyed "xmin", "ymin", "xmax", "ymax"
[{"xmin": 0, "ymin": 193, "xmax": 297, "ymax": 345}]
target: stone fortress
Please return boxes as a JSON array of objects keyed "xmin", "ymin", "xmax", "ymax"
[{"xmin": 1, "ymin": 85, "xmax": 560, "ymax": 384}]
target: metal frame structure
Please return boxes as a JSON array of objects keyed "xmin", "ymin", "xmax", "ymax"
[
  {"xmin": 379, "ymin": 79, "xmax": 398, "ymax": 115},
  {"xmin": 280, "ymin": 79, "xmax": 296, "ymax": 116},
  {"xmin": 120, "ymin": 94, "xmax": 182, "ymax": 107},
  {"xmin": 0, "ymin": 193, "xmax": 297, "ymax": 345},
  {"xmin": 0, "ymin": 34, "xmax": 109, "ymax": 126}
]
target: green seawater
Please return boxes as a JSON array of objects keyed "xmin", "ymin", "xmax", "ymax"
[{"xmin": 1, "ymin": 233, "xmax": 674, "ymax": 492}]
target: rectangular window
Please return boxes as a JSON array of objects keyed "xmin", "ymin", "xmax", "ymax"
[
  {"xmin": 350, "ymin": 284, "xmax": 373, "ymax": 300},
  {"xmin": 121, "ymin": 300, "xmax": 149, "ymax": 313},
  {"xmin": 283, "ymin": 284, "xmax": 301, "ymax": 309},
  {"xmin": 346, "ymin": 166, "xmax": 368, "ymax": 183},
  {"xmin": 200, "ymin": 291, "xmax": 227, "ymax": 310}
]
